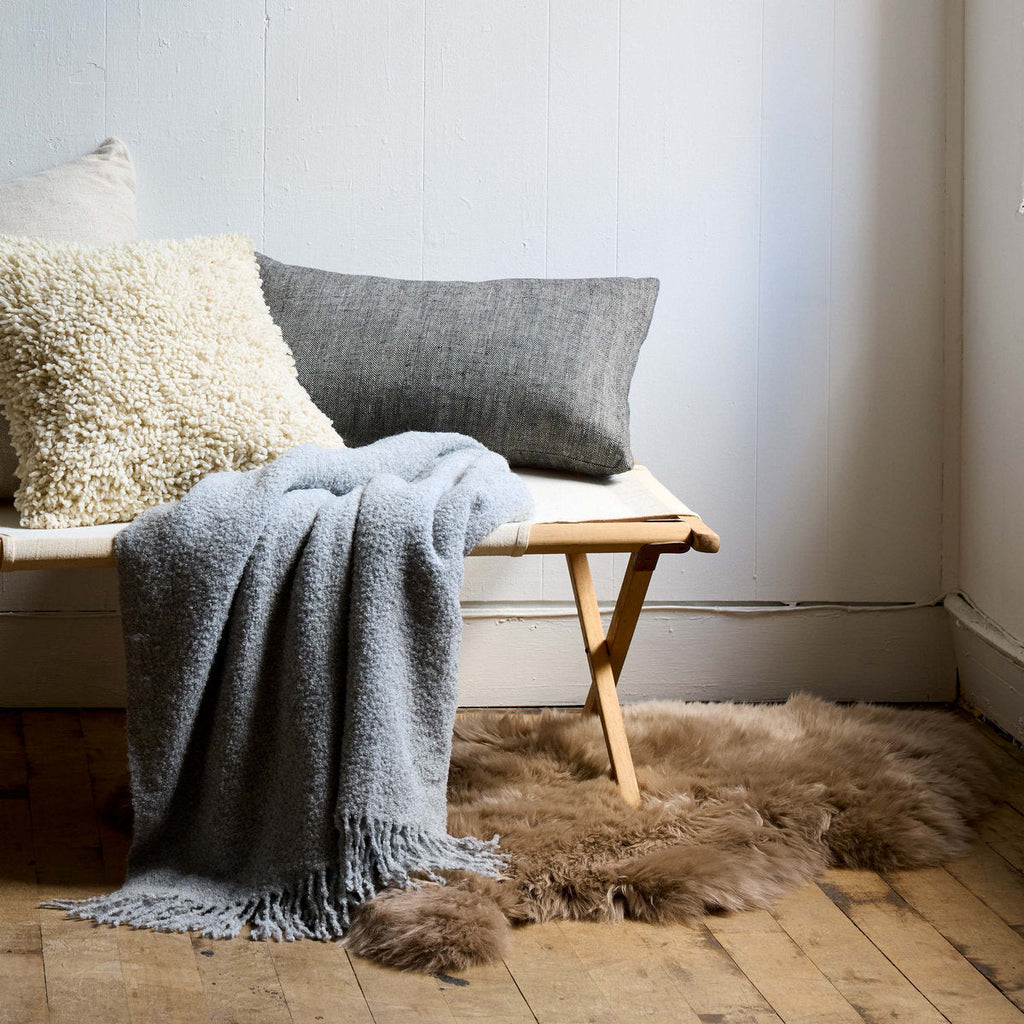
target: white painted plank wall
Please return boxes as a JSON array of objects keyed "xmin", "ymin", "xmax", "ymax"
[
  {"xmin": 827, "ymin": 0, "xmax": 946, "ymax": 602},
  {"xmin": 957, "ymin": 0, "xmax": 1024, "ymax": 738},
  {"xmin": 0, "ymin": 0, "xmax": 106, "ymax": 176},
  {"xmin": 0, "ymin": 0, "xmax": 954, "ymax": 702},
  {"xmin": 962, "ymin": 0, "xmax": 1024, "ymax": 641},
  {"xmin": 618, "ymin": 1, "xmax": 763, "ymax": 602},
  {"xmin": 264, "ymin": 0, "xmax": 425, "ymax": 276},
  {"xmin": 105, "ymin": 1, "xmax": 266, "ymax": 241},
  {"xmin": 755, "ymin": 0, "xmax": 834, "ymax": 600}
]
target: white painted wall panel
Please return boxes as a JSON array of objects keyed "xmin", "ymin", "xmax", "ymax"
[
  {"xmin": 263, "ymin": 0, "xmax": 425, "ymax": 277},
  {"xmin": 542, "ymin": 0, "xmax": 621, "ymax": 603},
  {"xmin": 3, "ymin": 605, "xmax": 953, "ymax": 709},
  {"xmin": 422, "ymin": 0, "xmax": 548, "ymax": 280},
  {"xmin": 827, "ymin": 0, "xmax": 946, "ymax": 601},
  {"xmin": 617, "ymin": 0, "xmax": 763, "ymax": 602},
  {"xmin": 545, "ymin": 0, "xmax": 619, "ymax": 279},
  {"xmin": 0, "ymin": 0, "xmax": 106, "ymax": 179},
  {"xmin": 0, "ymin": 0, "xmax": 955, "ymax": 704},
  {"xmin": 961, "ymin": 0, "xmax": 1024, "ymax": 642},
  {"xmin": 754, "ymin": 0, "xmax": 834, "ymax": 601},
  {"xmin": 104, "ymin": 0, "xmax": 265, "ymax": 242}
]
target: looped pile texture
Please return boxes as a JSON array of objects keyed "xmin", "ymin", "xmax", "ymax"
[{"xmin": 0, "ymin": 233, "xmax": 343, "ymax": 528}]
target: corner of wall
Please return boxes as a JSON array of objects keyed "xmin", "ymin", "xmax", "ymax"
[{"xmin": 941, "ymin": 0, "xmax": 965, "ymax": 599}]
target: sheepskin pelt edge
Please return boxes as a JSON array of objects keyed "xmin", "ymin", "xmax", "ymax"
[{"xmin": 344, "ymin": 694, "xmax": 998, "ymax": 973}]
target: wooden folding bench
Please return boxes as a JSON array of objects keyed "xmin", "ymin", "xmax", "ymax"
[{"xmin": 0, "ymin": 465, "xmax": 719, "ymax": 807}]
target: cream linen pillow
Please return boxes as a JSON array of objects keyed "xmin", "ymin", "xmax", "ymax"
[
  {"xmin": 0, "ymin": 138, "xmax": 137, "ymax": 498},
  {"xmin": 0, "ymin": 234, "xmax": 344, "ymax": 528}
]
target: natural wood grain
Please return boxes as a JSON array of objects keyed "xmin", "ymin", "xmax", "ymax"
[
  {"xmin": 566, "ymin": 551, "xmax": 641, "ymax": 806},
  {"xmin": 502, "ymin": 922, "xmax": 620, "ymax": 1024},
  {"xmin": 0, "ymin": 932, "xmax": 48, "ymax": 1024},
  {"xmin": 264, "ymin": 940, "xmax": 374, "ymax": 1024},
  {"xmin": 79, "ymin": 709, "xmax": 131, "ymax": 886},
  {"xmin": 704, "ymin": 908, "xmax": 782, "ymax": 935},
  {"xmin": 707, "ymin": 910, "xmax": 865, "ymax": 1024},
  {"xmin": 190, "ymin": 932, "xmax": 292, "ymax": 1024},
  {"xmin": 347, "ymin": 951, "xmax": 460, "ymax": 1024},
  {"xmin": 41, "ymin": 915, "xmax": 132, "ymax": 1024},
  {"xmin": 981, "ymin": 804, "xmax": 1024, "ymax": 873},
  {"xmin": 5, "ymin": 710, "xmax": 1024, "ymax": 1023},
  {"xmin": 118, "ymin": 928, "xmax": 208, "ymax": 1024},
  {"xmin": 820, "ymin": 868, "xmax": 1024, "ymax": 1024},
  {"xmin": 556, "ymin": 919, "xmax": 701, "ymax": 1024},
  {"xmin": 946, "ymin": 840, "xmax": 1024, "ymax": 928},
  {"xmin": 522, "ymin": 520, "xmax": 697, "ymax": 555},
  {"xmin": 24, "ymin": 709, "xmax": 129, "ymax": 1023},
  {"xmin": 631, "ymin": 921, "xmax": 783, "ymax": 1023},
  {"xmin": 22, "ymin": 710, "xmax": 105, "ymax": 887},
  {"xmin": 887, "ymin": 866, "xmax": 1024, "ymax": 1009},
  {"xmin": 581, "ymin": 550, "xmax": 655, "ymax": 716},
  {"xmin": 978, "ymin": 729, "xmax": 1024, "ymax": 814},
  {"xmin": 433, "ymin": 956, "xmax": 537, "ymax": 1024},
  {"xmin": 771, "ymin": 880, "xmax": 947, "ymax": 1023},
  {"xmin": 0, "ymin": 790, "xmax": 47, "ymax": 1024}
]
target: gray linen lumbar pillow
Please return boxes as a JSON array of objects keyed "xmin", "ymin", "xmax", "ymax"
[
  {"xmin": 256, "ymin": 255, "xmax": 659, "ymax": 476},
  {"xmin": 0, "ymin": 138, "xmax": 137, "ymax": 498}
]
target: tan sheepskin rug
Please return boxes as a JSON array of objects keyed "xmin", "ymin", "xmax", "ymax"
[{"xmin": 344, "ymin": 694, "xmax": 998, "ymax": 973}]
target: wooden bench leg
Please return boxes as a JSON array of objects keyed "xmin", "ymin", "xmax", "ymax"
[
  {"xmin": 565, "ymin": 551, "xmax": 642, "ymax": 808},
  {"xmin": 565, "ymin": 542, "xmax": 692, "ymax": 807}
]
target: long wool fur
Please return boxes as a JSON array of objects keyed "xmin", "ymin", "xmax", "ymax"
[{"xmin": 344, "ymin": 695, "xmax": 998, "ymax": 972}]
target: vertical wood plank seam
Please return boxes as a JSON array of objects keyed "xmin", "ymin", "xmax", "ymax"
[
  {"xmin": 697, "ymin": 924, "xmax": 794, "ymax": 1023},
  {"xmin": 543, "ymin": 0, "xmax": 550, "ymax": 278},
  {"xmin": 985, "ymin": 836, "xmax": 1024, "ymax": 876},
  {"xmin": 420, "ymin": 0, "xmax": 427, "ymax": 280},
  {"xmin": 262, "ymin": 0, "xmax": 269, "ymax": 252},
  {"xmin": 782, "ymin": 882, "xmax": 957, "ymax": 1023},
  {"xmin": 102, "ymin": 0, "xmax": 108, "ymax": 137},
  {"xmin": 939, "ymin": 0, "xmax": 965, "ymax": 597},
  {"xmin": 343, "ymin": 950, "xmax": 380, "ymax": 1023},
  {"xmin": 20, "ymin": 710, "xmax": 51, "ymax": 1013},
  {"xmin": 263, "ymin": 937, "xmax": 296, "ymax": 1024},
  {"xmin": 715, "ymin": 918, "xmax": 877, "ymax": 1024},
  {"xmin": 752, "ymin": 0, "xmax": 766, "ymax": 599},
  {"xmin": 825, "ymin": 0, "xmax": 837, "ymax": 580},
  {"xmin": 816, "ymin": 876, "xmax": 988, "ymax": 1022},
  {"xmin": 614, "ymin": 0, "xmax": 621, "ymax": 274},
  {"xmin": 500, "ymin": 960, "xmax": 541, "ymax": 1024},
  {"xmin": 939, "ymin": 859, "xmax": 1024, "ymax": 937}
]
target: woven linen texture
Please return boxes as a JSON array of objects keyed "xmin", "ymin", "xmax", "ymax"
[{"xmin": 257, "ymin": 253, "xmax": 658, "ymax": 477}]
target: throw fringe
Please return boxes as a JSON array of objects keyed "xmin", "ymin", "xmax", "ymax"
[{"xmin": 42, "ymin": 817, "xmax": 507, "ymax": 941}]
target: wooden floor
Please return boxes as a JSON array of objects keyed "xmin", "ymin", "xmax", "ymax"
[{"xmin": 2, "ymin": 708, "xmax": 1024, "ymax": 1024}]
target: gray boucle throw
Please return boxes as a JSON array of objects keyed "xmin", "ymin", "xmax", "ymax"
[{"xmin": 47, "ymin": 432, "xmax": 532, "ymax": 940}]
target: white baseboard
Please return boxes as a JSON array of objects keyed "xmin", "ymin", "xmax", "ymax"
[
  {"xmin": 945, "ymin": 594, "xmax": 1024, "ymax": 743},
  {"xmin": 1, "ymin": 602, "xmax": 954, "ymax": 708},
  {"xmin": 459, "ymin": 602, "xmax": 955, "ymax": 706},
  {"xmin": 0, "ymin": 602, "xmax": 954, "ymax": 709}
]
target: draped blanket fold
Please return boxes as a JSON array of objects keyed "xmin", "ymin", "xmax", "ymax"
[{"xmin": 46, "ymin": 433, "xmax": 533, "ymax": 939}]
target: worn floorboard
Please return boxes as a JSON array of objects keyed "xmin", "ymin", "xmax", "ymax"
[{"xmin": 1, "ymin": 708, "xmax": 1023, "ymax": 1023}]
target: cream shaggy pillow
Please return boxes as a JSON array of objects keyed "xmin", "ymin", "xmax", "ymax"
[
  {"xmin": 0, "ymin": 138, "xmax": 138, "ymax": 499},
  {"xmin": 0, "ymin": 234, "xmax": 344, "ymax": 528}
]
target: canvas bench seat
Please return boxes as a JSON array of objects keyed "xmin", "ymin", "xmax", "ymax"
[{"xmin": 0, "ymin": 465, "xmax": 719, "ymax": 806}]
